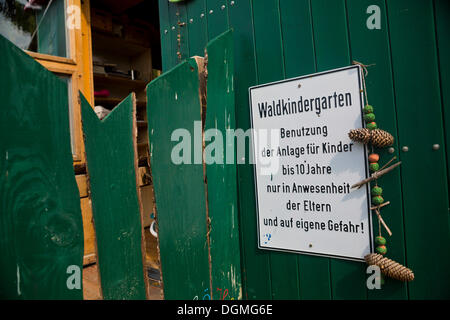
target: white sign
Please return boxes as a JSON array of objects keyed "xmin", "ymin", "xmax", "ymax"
[{"xmin": 249, "ymin": 65, "xmax": 373, "ymax": 261}]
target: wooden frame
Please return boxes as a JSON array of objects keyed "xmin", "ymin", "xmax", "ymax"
[{"xmin": 25, "ymin": 0, "xmax": 94, "ymax": 166}]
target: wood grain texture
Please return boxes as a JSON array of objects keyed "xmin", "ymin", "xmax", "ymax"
[
  {"xmin": 0, "ymin": 35, "xmax": 84, "ymax": 299},
  {"xmin": 205, "ymin": 30, "xmax": 242, "ymax": 300},
  {"xmin": 147, "ymin": 58, "xmax": 210, "ymax": 299},
  {"xmin": 81, "ymin": 94, "xmax": 148, "ymax": 300}
]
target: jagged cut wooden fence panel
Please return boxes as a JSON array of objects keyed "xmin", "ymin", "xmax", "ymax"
[
  {"xmin": 81, "ymin": 94, "xmax": 148, "ymax": 300},
  {"xmin": 147, "ymin": 58, "xmax": 211, "ymax": 300},
  {"xmin": 205, "ymin": 30, "xmax": 242, "ymax": 300},
  {"xmin": 0, "ymin": 35, "xmax": 84, "ymax": 299}
]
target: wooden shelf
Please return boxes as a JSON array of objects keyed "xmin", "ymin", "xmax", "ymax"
[
  {"xmin": 94, "ymin": 96, "xmax": 147, "ymax": 108},
  {"xmin": 94, "ymin": 73, "xmax": 148, "ymax": 88}
]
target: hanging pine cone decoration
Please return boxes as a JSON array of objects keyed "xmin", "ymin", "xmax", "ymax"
[
  {"xmin": 348, "ymin": 128, "xmax": 371, "ymax": 144},
  {"xmin": 348, "ymin": 128, "xmax": 394, "ymax": 148},
  {"xmin": 370, "ymin": 129, "xmax": 394, "ymax": 148},
  {"xmin": 365, "ymin": 253, "xmax": 414, "ymax": 282}
]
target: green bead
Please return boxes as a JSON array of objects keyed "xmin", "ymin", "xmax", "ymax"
[
  {"xmin": 366, "ymin": 122, "xmax": 377, "ymax": 130},
  {"xmin": 371, "ymin": 186, "xmax": 383, "ymax": 196},
  {"xmin": 369, "ymin": 162, "xmax": 380, "ymax": 172},
  {"xmin": 372, "ymin": 195, "xmax": 384, "ymax": 206},
  {"xmin": 364, "ymin": 113, "xmax": 376, "ymax": 123},
  {"xmin": 375, "ymin": 236, "xmax": 386, "ymax": 245},
  {"xmin": 363, "ymin": 105, "xmax": 374, "ymax": 114},
  {"xmin": 376, "ymin": 245, "xmax": 387, "ymax": 255}
]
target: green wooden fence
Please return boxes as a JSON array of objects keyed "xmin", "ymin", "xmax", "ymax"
[
  {"xmin": 158, "ymin": 0, "xmax": 450, "ymax": 299},
  {"xmin": 147, "ymin": 30, "xmax": 242, "ymax": 300},
  {"xmin": 0, "ymin": 35, "xmax": 84, "ymax": 299},
  {"xmin": 81, "ymin": 94, "xmax": 148, "ymax": 300}
]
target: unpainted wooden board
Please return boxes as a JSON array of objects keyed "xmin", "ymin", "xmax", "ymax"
[
  {"xmin": 80, "ymin": 198, "xmax": 97, "ymax": 261},
  {"xmin": 76, "ymin": 174, "xmax": 89, "ymax": 198}
]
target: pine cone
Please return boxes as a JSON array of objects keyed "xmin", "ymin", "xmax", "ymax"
[
  {"xmin": 365, "ymin": 253, "xmax": 414, "ymax": 282},
  {"xmin": 370, "ymin": 129, "xmax": 394, "ymax": 148},
  {"xmin": 348, "ymin": 128, "xmax": 371, "ymax": 144},
  {"xmin": 348, "ymin": 128, "xmax": 394, "ymax": 148}
]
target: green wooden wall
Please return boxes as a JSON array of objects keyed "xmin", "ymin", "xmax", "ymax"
[
  {"xmin": 158, "ymin": 0, "xmax": 450, "ymax": 299},
  {"xmin": 0, "ymin": 35, "xmax": 84, "ymax": 299}
]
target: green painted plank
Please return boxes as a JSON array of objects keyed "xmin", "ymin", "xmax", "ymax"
[
  {"xmin": 280, "ymin": 0, "xmax": 316, "ymax": 77},
  {"xmin": 252, "ymin": 0, "xmax": 301, "ymax": 300},
  {"xmin": 147, "ymin": 58, "xmax": 211, "ymax": 299},
  {"xmin": 311, "ymin": 0, "xmax": 367, "ymax": 300},
  {"xmin": 346, "ymin": 0, "xmax": 408, "ymax": 299},
  {"xmin": 168, "ymin": 2, "xmax": 190, "ymax": 67},
  {"xmin": 434, "ymin": 0, "xmax": 450, "ymax": 206},
  {"xmin": 0, "ymin": 35, "xmax": 83, "ymax": 299},
  {"xmin": 205, "ymin": 30, "xmax": 242, "ymax": 300},
  {"xmin": 280, "ymin": 0, "xmax": 333, "ymax": 300},
  {"xmin": 386, "ymin": 0, "xmax": 450, "ymax": 299},
  {"xmin": 206, "ymin": 0, "xmax": 229, "ymax": 40},
  {"xmin": 227, "ymin": 0, "xmax": 269, "ymax": 300},
  {"xmin": 186, "ymin": 0, "xmax": 208, "ymax": 56},
  {"xmin": 159, "ymin": 0, "xmax": 173, "ymax": 72},
  {"xmin": 81, "ymin": 94, "xmax": 147, "ymax": 300}
]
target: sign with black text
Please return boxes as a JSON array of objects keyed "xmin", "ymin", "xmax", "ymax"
[{"xmin": 249, "ymin": 65, "xmax": 372, "ymax": 261}]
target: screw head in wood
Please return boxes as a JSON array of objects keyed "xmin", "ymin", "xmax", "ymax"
[
  {"xmin": 200, "ymin": 13, "xmax": 205, "ymax": 18},
  {"xmin": 402, "ymin": 146, "xmax": 409, "ymax": 152},
  {"xmin": 221, "ymin": 5, "xmax": 226, "ymax": 10},
  {"xmin": 189, "ymin": 18, "xmax": 193, "ymax": 23},
  {"xmin": 388, "ymin": 147, "xmax": 395, "ymax": 154},
  {"xmin": 231, "ymin": 0, "xmax": 235, "ymax": 5},
  {"xmin": 432, "ymin": 144, "xmax": 440, "ymax": 150},
  {"xmin": 209, "ymin": 9, "xmax": 214, "ymax": 14}
]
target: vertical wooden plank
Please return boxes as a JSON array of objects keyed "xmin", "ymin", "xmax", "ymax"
[
  {"xmin": 186, "ymin": 0, "xmax": 208, "ymax": 56},
  {"xmin": 81, "ymin": 94, "xmax": 148, "ymax": 300},
  {"xmin": 158, "ymin": 0, "xmax": 173, "ymax": 72},
  {"xmin": 0, "ymin": 36, "xmax": 83, "ymax": 299},
  {"xmin": 346, "ymin": 0, "xmax": 408, "ymax": 299},
  {"xmin": 147, "ymin": 58, "xmax": 211, "ymax": 299},
  {"xmin": 386, "ymin": 0, "xmax": 450, "ymax": 299},
  {"xmin": 252, "ymin": 0, "xmax": 301, "ymax": 300},
  {"xmin": 205, "ymin": 30, "xmax": 242, "ymax": 300},
  {"xmin": 227, "ymin": 0, "xmax": 270, "ymax": 300},
  {"xmin": 207, "ymin": 0, "xmax": 229, "ymax": 39},
  {"xmin": 168, "ymin": 2, "xmax": 190, "ymax": 67},
  {"xmin": 279, "ymin": 0, "xmax": 333, "ymax": 300},
  {"xmin": 310, "ymin": 0, "xmax": 368, "ymax": 300},
  {"xmin": 434, "ymin": 0, "xmax": 450, "ymax": 197}
]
